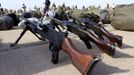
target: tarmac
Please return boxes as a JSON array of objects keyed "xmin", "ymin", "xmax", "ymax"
[{"xmin": 0, "ymin": 25, "xmax": 134, "ymax": 75}]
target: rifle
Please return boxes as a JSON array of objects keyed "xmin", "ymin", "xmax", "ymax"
[
  {"xmin": 80, "ymin": 18, "xmax": 123, "ymax": 47},
  {"xmin": 68, "ymin": 16, "xmax": 123, "ymax": 48},
  {"xmin": 51, "ymin": 17, "xmax": 115, "ymax": 56},
  {"xmin": 99, "ymin": 26, "xmax": 122, "ymax": 47},
  {"xmin": 11, "ymin": 18, "xmax": 101, "ymax": 75}
]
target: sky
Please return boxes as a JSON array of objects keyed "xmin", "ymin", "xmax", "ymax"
[{"xmin": 0, "ymin": 0, "xmax": 134, "ymax": 10}]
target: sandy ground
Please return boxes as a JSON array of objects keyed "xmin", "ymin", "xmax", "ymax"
[{"xmin": 0, "ymin": 25, "xmax": 134, "ymax": 75}]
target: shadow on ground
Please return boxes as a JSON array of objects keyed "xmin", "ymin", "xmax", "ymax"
[
  {"xmin": 92, "ymin": 61, "xmax": 129, "ymax": 75},
  {"xmin": 114, "ymin": 50, "xmax": 134, "ymax": 58},
  {"xmin": 73, "ymin": 39, "xmax": 134, "ymax": 59},
  {"xmin": 0, "ymin": 40, "xmax": 49, "ymax": 51},
  {"xmin": 113, "ymin": 43, "xmax": 134, "ymax": 58},
  {"xmin": 0, "ymin": 38, "xmax": 132, "ymax": 75},
  {"xmin": 121, "ymin": 43, "xmax": 134, "ymax": 49}
]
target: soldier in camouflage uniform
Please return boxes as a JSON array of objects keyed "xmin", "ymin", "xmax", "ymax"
[
  {"xmin": 0, "ymin": 8, "xmax": 5, "ymax": 16},
  {"xmin": 22, "ymin": 3, "xmax": 26, "ymax": 12}
]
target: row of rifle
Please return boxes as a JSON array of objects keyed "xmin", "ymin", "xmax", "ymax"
[
  {"xmin": 51, "ymin": 12, "xmax": 123, "ymax": 56},
  {"xmin": 10, "ymin": 12, "xmax": 123, "ymax": 75}
]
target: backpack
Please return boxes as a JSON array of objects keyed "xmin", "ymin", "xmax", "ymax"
[{"xmin": 111, "ymin": 3, "xmax": 134, "ymax": 31}]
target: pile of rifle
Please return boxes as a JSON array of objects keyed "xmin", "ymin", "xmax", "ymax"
[{"xmin": 10, "ymin": 13, "xmax": 123, "ymax": 75}]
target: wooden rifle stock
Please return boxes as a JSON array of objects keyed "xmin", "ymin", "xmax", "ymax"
[{"xmin": 61, "ymin": 37, "xmax": 101, "ymax": 75}]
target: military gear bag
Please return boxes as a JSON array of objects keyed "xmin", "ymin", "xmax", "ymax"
[{"xmin": 111, "ymin": 4, "xmax": 134, "ymax": 30}]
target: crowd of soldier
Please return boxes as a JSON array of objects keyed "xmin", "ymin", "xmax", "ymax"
[{"xmin": 0, "ymin": 2, "xmax": 114, "ymax": 17}]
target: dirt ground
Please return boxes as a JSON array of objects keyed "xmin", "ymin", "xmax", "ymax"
[{"xmin": 0, "ymin": 25, "xmax": 134, "ymax": 75}]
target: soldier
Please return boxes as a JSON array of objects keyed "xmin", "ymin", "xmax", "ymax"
[
  {"xmin": 9, "ymin": 9, "xmax": 13, "ymax": 14},
  {"xmin": 62, "ymin": 3, "xmax": 65, "ymax": 8},
  {"xmin": 106, "ymin": 3, "xmax": 110, "ymax": 9},
  {"xmin": 22, "ymin": 3, "xmax": 26, "ymax": 12},
  {"xmin": 75, "ymin": 5, "xmax": 77, "ymax": 9},
  {"xmin": 52, "ymin": 2, "xmax": 56, "ymax": 8},
  {"xmin": 0, "ymin": 8, "xmax": 5, "ymax": 16},
  {"xmin": 4, "ymin": 8, "xmax": 9, "ymax": 15},
  {"xmin": 34, "ymin": 5, "xmax": 37, "ymax": 10},
  {"xmin": 43, "ymin": 0, "xmax": 51, "ymax": 15},
  {"xmin": 0, "ymin": 3, "xmax": 1, "ymax": 7},
  {"xmin": 41, "ymin": 0, "xmax": 51, "ymax": 23},
  {"xmin": 82, "ymin": 6, "xmax": 86, "ymax": 10}
]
